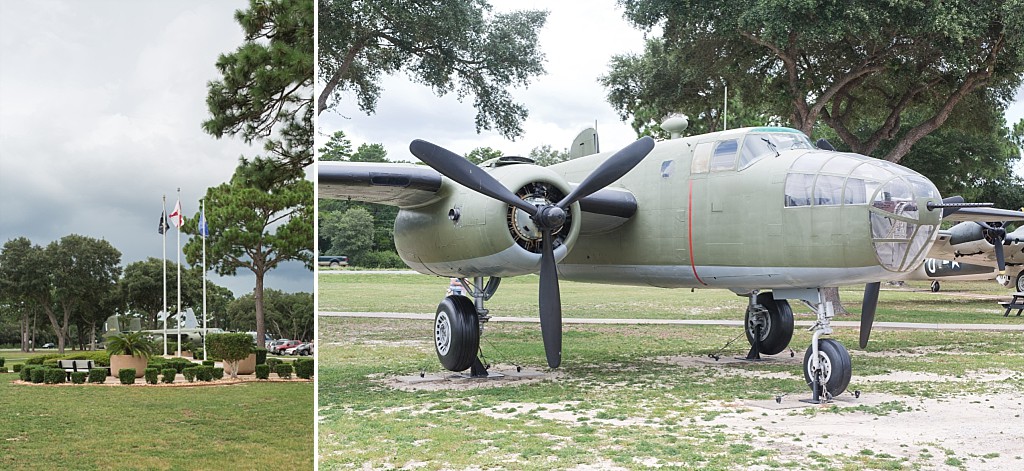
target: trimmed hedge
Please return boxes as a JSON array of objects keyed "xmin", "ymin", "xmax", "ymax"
[
  {"xmin": 197, "ymin": 366, "xmax": 213, "ymax": 382},
  {"xmin": 44, "ymin": 368, "xmax": 66, "ymax": 384},
  {"xmin": 161, "ymin": 368, "xmax": 176, "ymax": 384},
  {"xmin": 87, "ymin": 368, "xmax": 106, "ymax": 384},
  {"xmin": 118, "ymin": 368, "xmax": 136, "ymax": 385},
  {"xmin": 13, "ymin": 364, "xmax": 23, "ymax": 373},
  {"xmin": 182, "ymin": 367, "xmax": 199, "ymax": 383},
  {"xmin": 212, "ymin": 367, "xmax": 224, "ymax": 380},
  {"xmin": 294, "ymin": 359, "xmax": 314, "ymax": 379},
  {"xmin": 144, "ymin": 368, "xmax": 159, "ymax": 385},
  {"xmin": 71, "ymin": 371, "xmax": 87, "ymax": 384},
  {"xmin": 274, "ymin": 363, "xmax": 293, "ymax": 379},
  {"xmin": 266, "ymin": 358, "xmax": 282, "ymax": 370},
  {"xmin": 0, "ymin": 356, "xmax": 5, "ymax": 367},
  {"xmin": 202, "ymin": 360, "xmax": 215, "ymax": 367},
  {"xmin": 20, "ymin": 365, "xmax": 36, "ymax": 381},
  {"xmin": 255, "ymin": 364, "xmax": 270, "ymax": 380},
  {"xmin": 255, "ymin": 348, "xmax": 267, "ymax": 365},
  {"xmin": 0, "ymin": 366, "xmax": 7, "ymax": 373},
  {"xmin": 31, "ymin": 368, "xmax": 46, "ymax": 383}
]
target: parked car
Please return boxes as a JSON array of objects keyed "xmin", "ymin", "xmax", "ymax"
[
  {"xmin": 272, "ymin": 339, "xmax": 301, "ymax": 354},
  {"xmin": 41, "ymin": 342, "xmax": 55, "ymax": 348},
  {"xmin": 318, "ymin": 255, "xmax": 348, "ymax": 268},
  {"xmin": 293, "ymin": 343, "xmax": 313, "ymax": 356},
  {"xmin": 268, "ymin": 339, "xmax": 292, "ymax": 354}
]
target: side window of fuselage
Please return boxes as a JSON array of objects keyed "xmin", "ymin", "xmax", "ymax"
[{"xmin": 709, "ymin": 139, "xmax": 739, "ymax": 172}]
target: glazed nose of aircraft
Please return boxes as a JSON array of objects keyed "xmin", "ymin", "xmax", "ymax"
[{"xmin": 784, "ymin": 151, "xmax": 942, "ymax": 273}]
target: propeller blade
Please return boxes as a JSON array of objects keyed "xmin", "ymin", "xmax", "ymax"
[
  {"xmin": 994, "ymin": 239, "xmax": 1007, "ymax": 274},
  {"xmin": 556, "ymin": 136, "xmax": 655, "ymax": 209},
  {"xmin": 409, "ymin": 139, "xmax": 538, "ymax": 216},
  {"xmin": 538, "ymin": 230, "xmax": 562, "ymax": 368},
  {"xmin": 860, "ymin": 282, "xmax": 881, "ymax": 349}
]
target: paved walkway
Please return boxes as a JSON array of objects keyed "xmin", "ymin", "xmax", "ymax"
[{"xmin": 319, "ymin": 311, "xmax": 1024, "ymax": 332}]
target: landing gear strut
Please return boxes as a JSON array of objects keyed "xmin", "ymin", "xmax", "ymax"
[
  {"xmin": 798, "ymin": 290, "xmax": 852, "ymax": 402},
  {"xmin": 432, "ymin": 277, "xmax": 500, "ymax": 377}
]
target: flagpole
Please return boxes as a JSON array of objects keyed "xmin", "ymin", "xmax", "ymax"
[
  {"xmin": 176, "ymin": 188, "xmax": 182, "ymax": 357},
  {"xmin": 162, "ymin": 195, "xmax": 168, "ymax": 356},
  {"xmin": 202, "ymin": 199, "xmax": 207, "ymax": 362}
]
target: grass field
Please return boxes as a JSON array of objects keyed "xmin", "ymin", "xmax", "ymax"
[
  {"xmin": 0, "ymin": 371, "xmax": 313, "ymax": 470},
  {"xmin": 319, "ymin": 272, "xmax": 1022, "ymax": 324},
  {"xmin": 319, "ymin": 274, "xmax": 1024, "ymax": 470}
]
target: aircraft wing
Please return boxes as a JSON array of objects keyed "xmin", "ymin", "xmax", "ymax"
[
  {"xmin": 318, "ymin": 161, "xmax": 639, "ymax": 224},
  {"xmin": 944, "ymin": 206, "xmax": 1024, "ymax": 222}
]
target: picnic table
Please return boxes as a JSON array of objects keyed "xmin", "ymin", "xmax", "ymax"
[{"xmin": 998, "ymin": 292, "xmax": 1024, "ymax": 317}]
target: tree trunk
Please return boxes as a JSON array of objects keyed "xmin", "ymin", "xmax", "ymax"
[
  {"xmin": 89, "ymin": 322, "xmax": 96, "ymax": 351},
  {"xmin": 20, "ymin": 310, "xmax": 30, "ymax": 352},
  {"xmin": 255, "ymin": 272, "xmax": 266, "ymax": 349},
  {"xmin": 822, "ymin": 287, "xmax": 850, "ymax": 316}
]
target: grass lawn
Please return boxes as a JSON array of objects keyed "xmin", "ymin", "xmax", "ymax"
[
  {"xmin": 319, "ymin": 272, "xmax": 1023, "ymax": 324},
  {"xmin": 0, "ymin": 374, "xmax": 313, "ymax": 470},
  {"xmin": 319, "ymin": 274, "xmax": 1024, "ymax": 470}
]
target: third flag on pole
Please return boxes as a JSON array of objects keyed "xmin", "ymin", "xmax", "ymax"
[
  {"xmin": 198, "ymin": 209, "xmax": 209, "ymax": 237},
  {"xmin": 158, "ymin": 211, "xmax": 169, "ymax": 234},
  {"xmin": 169, "ymin": 200, "xmax": 184, "ymax": 228}
]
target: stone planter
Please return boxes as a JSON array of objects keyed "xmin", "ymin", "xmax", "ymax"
[
  {"xmin": 234, "ymin": 353, "xmax": 256, "ymax": 375},
  {"xmin": 109, "ymin": 354, "xmax": 147, "ymax": 378}
]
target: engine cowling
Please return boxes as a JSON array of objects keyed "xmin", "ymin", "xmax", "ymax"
[{"xmin": 394, "ymin": 163, "xmax": 581, "ymax": 278}]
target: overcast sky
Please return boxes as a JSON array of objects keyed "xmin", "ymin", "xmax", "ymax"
[
  {"xmin": 0, "ymin": 0, "xmax": 313, "ymax": 298},
  {"xmin": 319, "ymin": 0, "xmax": 1024, "ymax": 173}
]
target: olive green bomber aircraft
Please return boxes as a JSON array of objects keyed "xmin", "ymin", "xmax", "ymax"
[{"xmin": 319, "ymin": 125, "xmax": 1024, "ymax": 402}]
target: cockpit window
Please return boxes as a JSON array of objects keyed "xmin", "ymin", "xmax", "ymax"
[
  {"xmin": 709, "ymin": 139, "xmax": 739, "ymax": 172},
  {"xmin": 738, "ymin": 133, "xmax": 814, "ymax": 170}
]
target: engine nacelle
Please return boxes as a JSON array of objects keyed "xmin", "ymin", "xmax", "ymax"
[{"xmin": 393, "ymin": 163, "xmax": 581, "ymax": 278}]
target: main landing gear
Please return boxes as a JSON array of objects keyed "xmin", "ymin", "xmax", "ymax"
[
  {"xmin": 433, "ymin": 277, "xmax": 500, "ymax": 377},
  {"xmin": 743, "ymin": 289, "xmax": 853, "ymax": 402}
]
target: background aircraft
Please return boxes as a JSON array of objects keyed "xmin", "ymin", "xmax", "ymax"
[
  {"xmin": 319, "ymin": 122, "xmax": 1024, "ymax": 402},
  {"xmin": 909, "ymin": 222, "xmax": 1024, "ymax": 292}
]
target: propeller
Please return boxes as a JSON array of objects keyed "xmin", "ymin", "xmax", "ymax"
[
  {"xmin": 410, "ymin": 136, "xmax": 656, "ymax": 368},
  {"xmin": 859, "ymin": 282, "xmax": 880, "ymax": 349},
  {"xmin": 977, "ymin": 222, "xmax": 1009, "ymax": 275}
]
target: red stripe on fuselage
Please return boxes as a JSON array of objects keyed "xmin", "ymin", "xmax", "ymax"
[{"xmin": 688, "ymin": 179, "xmax": 707, "ymax": 286}]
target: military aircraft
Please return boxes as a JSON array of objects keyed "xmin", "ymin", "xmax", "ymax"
[
  {"xmin": 319, "ymin": 121, "xmax": 1024, "ymax": 401},
  {"xmin": 909, "ymin": 222, "xmax": 1024, "ymax": 292}
]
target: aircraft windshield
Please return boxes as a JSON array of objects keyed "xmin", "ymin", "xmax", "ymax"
[{"xmin": 738, "ymin": 133, "xmax": 814, "ymax": 169}]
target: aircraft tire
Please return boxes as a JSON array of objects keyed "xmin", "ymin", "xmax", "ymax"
[
  {"xmin": 802, "ymin": 338, "xmax": 852, "ymax": 397},
  {"xmin": 434, "ymin": 295, "xmax": 479, "ymax": 372},
  {"xmin": 744, "ymin": 293, "xmax": 794, "ymax": 356},
  {"xmin": 930, "ymin": 281, "xmax": 940, "ymax": 292},
  {"xmin": 1016, "ymin": 272, "xmax": 1024, "ymax": 293}
]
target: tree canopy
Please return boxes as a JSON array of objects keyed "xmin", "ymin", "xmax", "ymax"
[
  {"xmin": 605, "ymin": 0, "xmax": 1024, "ymax": 163},
  {"xmin": 318, "ymin": 0, "xmax": 548, "ymax": 139},
  {"xmin": 204, "ymin": 0, "xmax": 314, "ymax": 173},
  {"xmin": 183, "ymin": 160, "xmax": 313, "ymax": 348}
]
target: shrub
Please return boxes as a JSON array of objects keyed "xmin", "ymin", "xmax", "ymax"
[
  {"xmin": 71, "ymin": 371, "xmax": 87, "ymax": 384},
  {"xmin": 358, "ymin": 250, "xmax": 405, "ymax": 268},
  {"xmin": 207, "ymin": 333, "xmax": 255, "ymax": 379},
  {"xmin": 161, "ymin": 368, "xmax": 176, "ymax": 384},
  {"xmin": 20, "ymin": 365, "xmax": 36, "ymax": 381},
  {"xmin": 87, "ymin": 368, "xmax": 106, "ymax": 384},
  {"xmin": 44, "ymin": 368, "xmax": 66, "ymax": 384},
  {"xmin": 191, "ymin": 347, "xmax": 204, "ymax": 360},
  {"xmin": 106, "ymin": 331, "xmax": 155, "ymax": 359},
  {"xmin": 164, "ymin": 358, "xmax": 194, "ymax": 373},
  {"xmin": 144, "ymin": 368, "xmax": 159, "ymax": 385},
  {"xmin": 118, "ymin": 368, "xmax": 136, "ymax": 385},
  {"xmin": 274, "ymin": 363, "xmax": 293, "ymax": 379},
  {"xmin": 31, "ymin": 368, "xmax": 46, "ymax": 383},
  {"xmin": 202, "ymin": 360, "xmax": 215, "ymax": 367},
  {"xmin": 13, "ymin": 364, "xmax": 23, "ymax": 373},
  {"xmin": 266, "ymin": 358, "xmax": 283, "ymax": 370},
  {"xmin": 0, "ymin": 356, "xmax": 5, "ymax": 367},
  {"xmin": 197, "ymin": 366, "xmax": 213, "ymax": 382},
  {"xmin": 294, "ymin": 359, "xmax": 314, "ymax": 379},
  {"xmin": 212, "ymin": 367, "xmax": 224, "ymax": 380},
  {"xmin": 0, "ymin": 366, "xmax": 7, "ymax": 373},
  {"xmin": 255, "ymin": 348, "xmax": 267, "ymax": 365},
  {"xmin": 182, "ymin": 367, "xmax": 199, "ymax": 382},
  {"xmin": 255, "ymin": 364, "xmax": 270, "ymax": 380}
]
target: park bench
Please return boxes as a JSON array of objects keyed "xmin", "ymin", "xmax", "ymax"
[
  {"xmin": 998, "ymin": 292, "xmax": 1024, "ymax": 317},
  {"xmin": 56, "ymin": 360, "xmax": 94, "ymax": 380}
]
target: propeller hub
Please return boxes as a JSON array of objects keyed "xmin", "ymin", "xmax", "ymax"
[{"xmin": 535, "ymin": 205, "xmax": 566, "ymax": 231}]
